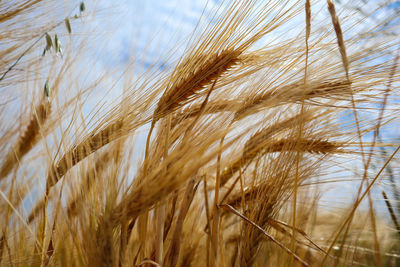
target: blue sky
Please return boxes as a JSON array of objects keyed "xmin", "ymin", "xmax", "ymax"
[{"xmin": 91, "ymin": 0, "xmax": 219, "ymax": 69}]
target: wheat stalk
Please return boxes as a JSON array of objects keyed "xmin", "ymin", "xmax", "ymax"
[
  {"xmin": 139, "ymin": 49, "xmax": 240, "ymax": 262},
  {"xmin": 220, "ymin": 204, "xmax": 309, "ymax": 267},
  {"xmin": 164, "ymin": 180, "xmax": 198, "ymax": 267}
]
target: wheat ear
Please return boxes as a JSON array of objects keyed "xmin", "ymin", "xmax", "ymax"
[
  {"xmin": 170, "ymin": 100, "xmax": 237, "ymax": 129},
  {"xmin": 219, "ymin": 112, "xmax": 312, "ymax": 186},
  {"xmin": 234, "ymin": 80, "xmax": 351, "ymax": 121},
  {"xmin": 0, "ymin": 100, "xmax": 51, "ymax": 180},
  {"xmin": 66, "ymin": 151, "xmax": 114, "ymax": 218},
  {"xmin": 170, "ymin": 80, "xmax": 351, "ymax": 127},
  {"xmin": 327, "ymin": 0, "xmax": 349, "ymax": 80},
  {"xmin": 46, "ymin": 120, "xmax": 123, "ymax": 192},
  {"xmin": 153, "ymin": 49, "xmax": 241, "ymax": 121},
  {"xmin": 220, "ymin": 138, "xmax": 338, "ymax": 187}
]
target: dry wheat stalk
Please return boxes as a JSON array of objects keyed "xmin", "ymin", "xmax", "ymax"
[
  {"xmin": 220, "ymin": 204, "xmax": 309, "ymax": 267},
  {"xmin": 223, "ymin": 153, "xmax": 318, "ymax": 213},
  {"xmin": 91, "ymin": 218, "xmax": 114, "ymax": 266},
  {"xmin": 162, "ymin": 194, "xmax": 178, "ymax": 243},
  {"xmin": 140, "ymin": 50, "xmax": 240, "ymax": 262},
  {"xmin": 226, "ymin": 174, "xmax": 291, "ymax": 209},
  {"xmin": 179, "ymin": 243, "xmax": 198, "ymax": 267},
  {"xmin": 2, "ymin": 0, "xmax": 399, "ymax": 266},
  {"xmin": 0, "ymin": 100, "xmax": 51, "ymax": 180},
  {"xmin": 232, "ymin": 151, "xmax": 315, "ymax": 266},
  {"xmin": 46, "ymin": 120, "xmax": 124, "ymax": 192},
  {"xmin": 381, "ymin": 190, "xmax": 400, "ymax": 238},
  {"xmin": 66, "ymin": 151, "xmax": 114, "ymax": 218},
  {"xmin": 326, "ymin": 3, "xmax": 383, "ymax": 264},
  {"xmin": 266, "ymin": 217, "xmax": 328, "ymax": 255},
  {"xmin": 164, "ymin": 180, "xmax": 198, "ymax": 267},
  {"xmin": 110, "ymin": 121, "xmax": 233, "ymax": 228}
]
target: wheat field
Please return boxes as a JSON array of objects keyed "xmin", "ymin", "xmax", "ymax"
[{"xmin": 0, "ymin": 0, "xmax": 399, "ymax": 266}]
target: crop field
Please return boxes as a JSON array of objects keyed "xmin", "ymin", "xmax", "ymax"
[{"xmin": 0, "ymin": 0, "xmax": 399, "ymax": 266}]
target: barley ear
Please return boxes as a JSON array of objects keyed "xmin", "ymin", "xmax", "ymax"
[
  {"xmin": 327, "ymin": 0, "xmax": 349, "ymax": 80},
  {"xmin": 0, "ymin": 100, "xmax": 51, "ymax": 180}
]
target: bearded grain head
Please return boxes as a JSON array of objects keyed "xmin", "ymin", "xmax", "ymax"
[
  {"xmin": 46, "ymin": 120, "xmax": 124, "ymax": 191},
  {"xmin": 153, "ymin": 49, "xmax": 241, "ymax": 122},
  {"xmin": 0, "ymin": 101, "xmax": 51, "ymax": 180}
]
